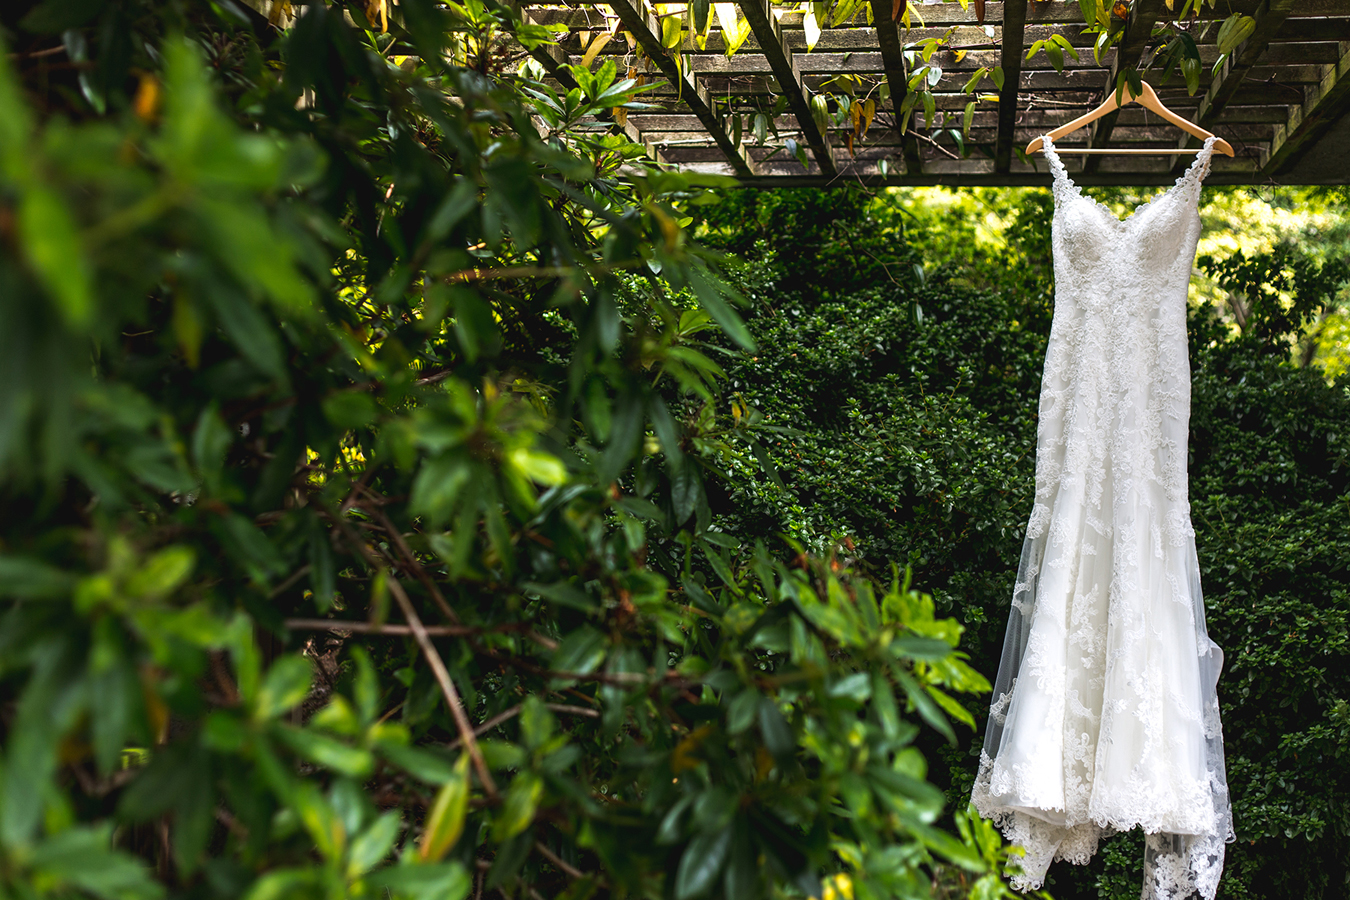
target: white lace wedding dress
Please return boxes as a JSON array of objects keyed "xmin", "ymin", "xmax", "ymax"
[{"xmin": 971, "ymin": 136, "xmax": 1234, "ymax": 899}]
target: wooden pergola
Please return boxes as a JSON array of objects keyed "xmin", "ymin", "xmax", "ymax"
[{"xmin": 519, "ymin": 0, "xmax": 1350, "ymax": 185}]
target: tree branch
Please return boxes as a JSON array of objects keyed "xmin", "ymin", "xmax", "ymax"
[
  {"xmin": 320, "ymin": 502, "xmax": 498, "ymax": 799},
  {"xmin": 388, "ymin": 575, "xmax": 499, "ymax": 799}
]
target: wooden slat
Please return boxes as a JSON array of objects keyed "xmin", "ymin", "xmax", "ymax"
[
  {"xmin": 519, "ymin": 1, "xmax": 1350, "ymax": 186},
  {"xmin": 739, "ymin": 0, "xmax": 836, "ymax": 175},
  {"xmin": 603, "ymin": 0, "xmax": 756, "ymax": 176},
  {"xmin": 1194, "ymin": 0, "xmax": 1299, "ymax": 132},
  {"xmin": 994, "ymin": 0, "xmax": 1029, "ymax": 173},
  {"xmin": 1262, "ymin": 39, "xmax": 1350, "ymax": 173},
  {"xmin": 1084, "ymin": 0, "xmax": 1169, "ymax": 174},
  {"xmin": 871, "ymin": 0, "xmax": 922, "ymax": 173}
]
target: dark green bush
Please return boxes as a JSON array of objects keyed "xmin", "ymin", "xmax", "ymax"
[
  {"xmin": 698, "ymin": 187, "xmax": 1350, "ymax": 900},
  {"xmin": 0, "ymin": 4, "xmax": 1021, "ymax": 900}
]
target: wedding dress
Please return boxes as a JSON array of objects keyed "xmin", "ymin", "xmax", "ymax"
[{"xmin": 971, "ymin": 136, "xmax": 1234, "ymax": 899}]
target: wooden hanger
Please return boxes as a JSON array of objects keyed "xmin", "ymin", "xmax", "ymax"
[{"xmin": 1025, "ymin": 81, "xmax": 1235, "ymax": 157}]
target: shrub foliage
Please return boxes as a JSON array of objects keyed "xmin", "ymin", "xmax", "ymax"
[
  {"xmin": 698, "ymin": 189, "xmax": 1350, "ymax": 899},
  {"xmin": 0, "ymin": 3, "xmax": 1018, "ymax": 900}
]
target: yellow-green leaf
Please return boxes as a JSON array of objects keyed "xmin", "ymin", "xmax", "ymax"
[
  {"xmin": 419, "ymin": 754, "xmax": 470, "ymax": 862},
  {"xmin": 293, "ymin": 783, "xmax": 346, "ymax": 861},
  {"xmin": 19, "ymin": 186, "xmax": 93, "ymax": 328},
  {"xmin": 509, "ymin": 446, "xmax": 567, "ymax": 485},
  {"xmin": 254, "ymin": 656, "xmax": 312, "ymax": 720},
  {"xmin": 491, "ymin": 771, "xmax": 542, "ymax": 842}
]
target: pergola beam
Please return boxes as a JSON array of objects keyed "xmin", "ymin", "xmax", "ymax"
[
  {"xmin": 994, "ymin": 0, "xmax": 1029, "ymax": 173},
  {"xmin": 1196, "ymin": 0, "xmax": 1298, "ymax": 125},
  {"xmin": 1262, "ymin": 39, "xmax": 1350, "ymax": 174},
  {"xmin": 604, "ymin": 0, "xmax": 756, "ymax": 176},
  {"xmin": 870, "ymin": 0, "xmax": 922, "ymax": 174},
  {"xmin": 1084, "ymin": 0, "xmax": 1168, "ymax": 173},
  {"xmin": 739, "ymin": 0, "xmax": 836, "ymax": 176},
  {"xmin": 1172, "ymin": 0, "xmax": 1296, "ymax": 170}
]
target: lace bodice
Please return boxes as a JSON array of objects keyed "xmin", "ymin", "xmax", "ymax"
[{"xmin": 972, "ymin": 135, "xmax": 1233, "ymax": 900}]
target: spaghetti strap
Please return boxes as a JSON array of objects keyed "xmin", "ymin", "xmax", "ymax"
[{"xmin": 1040, "ymin": 135, "xmax": 1078, "ymax": 207}]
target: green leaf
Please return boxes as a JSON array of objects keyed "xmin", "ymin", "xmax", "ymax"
[
  {"xmin": 424, "ymin": 179, "xmax": 478, "ymax": 244},
  {"xmin": 411, "ymin": 453, "xmax": 472, "ymax": 528},
  {"xmin": 671, "ymin": 456, "xmax": 702, "ymax": 524},
  {"xmin": 1216, "ymin": 13, "xmax": 1256, "ymax": 54},
  {"xmin": 662, "ymin": 12, "xmax": 683, "ymax": 49},
  {"xmin": 508, "ymin": 446, "xmax": 567, "ymax": 485},
  {"xmin": 675, "ymin": 825, "xmax": 733, "ymax": 899},
  {"xmin": 419, "ymin": 753, "xmax": 470, "ymax": 860},
  {"xmin": 0, "ymin": 556, "xmax": 74, "ymax": 599},
  {"xmin": 895, "ymin": 667, "xmax": 955, "ymax": 744},
  {"xmin": 368, "ymin": 862, "xmax": 471, "ymax": 900},
  {"xmin": 292, "ymin": 781, "xmax": 347, "ymax": 861},
  {"xmin": 323, "ymin": 391, "xmax": 379, "ymax": 430},
  {"xmin": 1045, "ymin": 41, "xmax": 1064, "ymax": 73},
  {"xmin": 926, "ymin": 684, "xmax": 976, "ymax": 728},
  {"xmin": 28, "ymin": 825, "xmax": 165, "ymax": 900},
  {"xmin": 692, "ymin": 0, "xmax": 711, "ymax": 34},
  {"xmin": 254, "ymin": 656, "xmax": 313, "ymax": 720},
  {"xmin": 381, "ymin": 743, "xmax": 462, "ymax": 785},
  {"xmin": 171, "ymin": 762, "xmax": 215, "ymax": 875},
  {"xmin": 492, "ymin": 770, "xmax": 543, "ymax": 842},
  {"xmin": 688, "ymin": 265, "xmax": 755, "ymax": 351},
  {"xmin": 349, "ymin": 810, "xmax": 402, "ymax": 877},
  {"xmin": 550, "ymin": 626, "xmax": 607, "ymax": 680},
  {"xmin": 0, "ymin": 43, "xmax": 35, "ymax": 181},
  {"xmin": 891, "ymin": 636, "xmax": 955, "ymax": 660},
  {"xmin": 125, "ymin": 546, "xmax": 196, "ymax": 599},
  {"xmin": 202, "ymin": 280, "xmax": 288, "ymax": 382},
  {"xmin": 19, "ymin": 186, "xmax": 93, "ymax": 327},
  {"xmin": 274, "ymin": 724, "xmax": 374, "ymax": 776},
  {"xmin": 1182, "ymin": 55, "xmax": 1201, "ymax": 94},
  {"xmin": 192, "ymin": 404, "xmax": 232, "ymax": 490},
  {"xmin": 242, "ymin": 868, "xmax": 322, "ymax": 900},
  {"xmin": 757, "ymin": 697, "xmax": 794, "ymax": 762},
  {"xmin": 524, "ymin": 579, "xmax": 597, "ymax": 612}
]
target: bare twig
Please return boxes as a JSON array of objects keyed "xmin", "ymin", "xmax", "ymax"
[
  {"xmin": 7, "ymin": 45, "xmax": 67, "ymax": 60},
  {"xmin": 445, "ymin": 265, "xmax": 578, "ymax": 283},
  {"xmin": 483, "ymin": 650, "xmax": 683, "ymax": 688},
  {"xmin": 534, "ymin": 841, "xmax": 587, "ymax": 881},
  {"xmin": 285, "ymin": 618, "xmax": 478, "ymax": 636},
  {"xmin": 284, "ymin": 618, "xmax": 552, "ymax": 646},
  {"xmin": 361, "ymin": 498, "xmax": 461, "ymax": 624},
  {"xmin": 339, "ymin": 468, "xmax": 377, "ymax": 515},
  {"xmin": 388, "ymin": 576, "xmax": 500, "ymax": 799},
  {"xmin": 446, "ymin": 702, "xmax": 600, "ymax": 750},
  {"xmin": 320, "ymin": 503, "xmax": 497, "ymax": 799},
  {"xmin": 268, "ymin": 564, "xmax": 313, "ymax": 598},
  {"xmin": 525, "ymin": 629, "xmax": 560, "ymax": 652}
]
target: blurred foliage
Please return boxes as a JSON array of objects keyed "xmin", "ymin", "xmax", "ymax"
[
  {"xmin": 0, "ymin": 2, "xmax": 1017, "ymax": 900},
  {"xmin": 695, "ymin": 186, "xmax": 1350, "ymax": 899}
]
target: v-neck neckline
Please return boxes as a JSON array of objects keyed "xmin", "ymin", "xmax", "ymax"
[{"xmin": 1041, "ymin": 135, "xmax": 1217, "ymax": 226}]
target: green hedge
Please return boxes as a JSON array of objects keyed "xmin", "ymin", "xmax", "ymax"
[{"xmin": 697, "ymin": 187, "xmax": 1350, "ymax": 900}]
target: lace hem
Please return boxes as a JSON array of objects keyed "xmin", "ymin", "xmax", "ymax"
[{"xmin": 974, "ymin": 724, "xmax": 1232, "ymax": 898}]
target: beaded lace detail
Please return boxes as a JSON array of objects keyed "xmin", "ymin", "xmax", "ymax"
[{"xmin": 971, "ymin": 134, "xmax": 1233, "ymax": 900}]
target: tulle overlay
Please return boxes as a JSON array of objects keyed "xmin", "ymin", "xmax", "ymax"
[{"xmin": 970, "ymin": 136, "xmax": 1234, "ymax": 900}]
